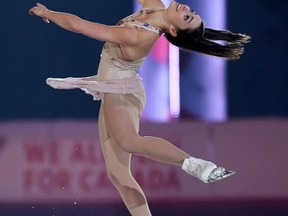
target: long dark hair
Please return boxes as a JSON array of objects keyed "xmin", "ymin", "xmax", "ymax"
[{"xmin": 164, "ymin": 22, "xmax": 251, "ymax": 60}]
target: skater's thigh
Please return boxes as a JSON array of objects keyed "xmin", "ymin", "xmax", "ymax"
[
  {"xmin": 102, "ymin": 93, "xmax": 142, "ymax": 143},
  {"xmin": 98, "ymin": 103, "xmax": 132, "ymax": 171}
]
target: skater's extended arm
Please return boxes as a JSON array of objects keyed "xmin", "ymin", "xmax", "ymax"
[{"xmin": 29, "ymin": 3, "xmax": 138, "ymax": 46}]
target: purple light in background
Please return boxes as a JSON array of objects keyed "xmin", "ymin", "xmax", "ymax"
[{"xmin": 169, "ymin": 44, "xmax": 180, "ymax": 118}]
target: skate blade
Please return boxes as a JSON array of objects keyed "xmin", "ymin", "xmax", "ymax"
[{"xmin": 208, "ymin": 170, "xmax": 236, "ymax": 183}]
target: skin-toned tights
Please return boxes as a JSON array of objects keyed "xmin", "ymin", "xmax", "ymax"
[{"xmin": 98, "ymin": 93, "xmax": 189, "ymax": 215}]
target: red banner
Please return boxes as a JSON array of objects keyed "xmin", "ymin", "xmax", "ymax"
[{"xmin": 1, "ymin": 119, "xmax": 288, "ymax": 203}]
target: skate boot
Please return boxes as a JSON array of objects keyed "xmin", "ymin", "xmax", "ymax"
[{"xmin": 181, "ymin": 157, "xmax": 235, "ymax": 183}]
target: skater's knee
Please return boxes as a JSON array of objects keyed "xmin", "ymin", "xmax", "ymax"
[{"xmin": 114, "ymin": 135, "xmax": 141, "ymax": 153}]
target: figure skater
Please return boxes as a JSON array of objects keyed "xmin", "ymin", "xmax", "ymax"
[{"xmin": 29, "ymin": 1, "xmax": 250, "ymax": 215}]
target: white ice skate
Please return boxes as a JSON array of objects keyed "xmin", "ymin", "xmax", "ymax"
[{"xmin": 181, "ymin": 157, "xmax": 235, "ymax": 183}]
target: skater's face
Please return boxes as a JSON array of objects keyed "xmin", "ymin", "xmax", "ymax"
[{"xmin": 167, "ymin": 1, "xmax": 202, "ymax": 31}]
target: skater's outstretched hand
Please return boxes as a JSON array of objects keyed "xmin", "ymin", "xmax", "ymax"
[{"xmin": 29, "ymin": 3, "xmax": 50, "ymax": 23}]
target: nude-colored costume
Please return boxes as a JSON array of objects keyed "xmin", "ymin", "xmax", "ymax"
[{"xmin": 47, "ymin": 9, "xmax": 163, "ymax": 216}]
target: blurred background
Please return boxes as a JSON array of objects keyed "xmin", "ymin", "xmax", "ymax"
[{"xmin": 0, "ymin": 0, "xmax": 288, "ymax": 215}]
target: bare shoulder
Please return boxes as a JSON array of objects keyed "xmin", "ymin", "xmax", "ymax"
[
  {"xmin": 119, "ymin": 28, "xmax": 160, "ymax": 61},
  {"xmin": 137, "ymin": 0, "xmax": 165, "ymax": 10}
]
